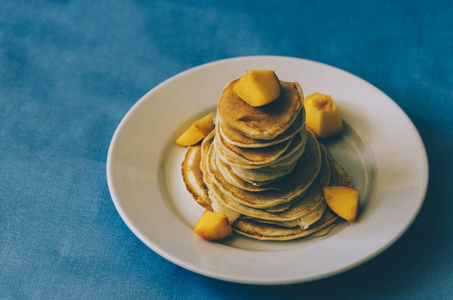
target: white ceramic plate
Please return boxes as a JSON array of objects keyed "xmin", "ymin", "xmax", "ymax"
[{"xmin": 107, "ymin": 56, "xmax": 428, "ymax": 284}]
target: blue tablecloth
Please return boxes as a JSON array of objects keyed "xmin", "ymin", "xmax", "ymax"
[{"xmin": 2, "ymin": 1, "xmax": 452, "ymax": 299}]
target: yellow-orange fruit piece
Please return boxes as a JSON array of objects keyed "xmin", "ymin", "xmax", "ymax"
[
  {"xmin": 175, "ymin": 113, "xmax": 214, "ymax": 146},
  {"xmin": 323, "ymin": 186, "xmax": 359, "ymax": 223},
  {"xmin": 175, "ymin": 125, "xmax": 205, "ymax": 146},
  {"xmin": 304, "ymin": 93, "xmax": 343, "ymax": 138},
  {"xmin": 193, "ymin": 113, "xmax": 214, "ymax": 136},
  {"xmin": 194, "ymin": 211, "xmax": 233, "ymax": 241},
  {"xmin": 233, "ymin": 70, "xmax": 281, "ymax": 107}
]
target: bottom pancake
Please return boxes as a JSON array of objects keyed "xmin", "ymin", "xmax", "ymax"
[{"xmin": 232, "ymin": 209, "xmax": 338, "ymax": 241}]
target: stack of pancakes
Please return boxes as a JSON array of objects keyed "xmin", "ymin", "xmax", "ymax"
[{"xmin": 182, "ymin": 78, "xmax": 352, "ymax": 241}]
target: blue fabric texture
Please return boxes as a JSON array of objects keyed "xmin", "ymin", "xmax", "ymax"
[{"xmin": 1, "ymin": 0, "xmax": 452, "ymax": 299}]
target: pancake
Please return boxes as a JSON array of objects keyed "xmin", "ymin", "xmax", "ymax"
[
  {"xmin": 215, "ymin": 130, "xmax": 314, "ymax": 188},
  {"xmin": 231, "ymin": 146, "xmax": 352, "ymax": 241},
  {"xmin": 226, "ymin": 135, "xmax": 306, "ymax": 184},
  {"xmin": 209, "ymin": 189, "xmax": 241, "ymax": 224},
  {"xmin": 214, "ymin": 129, "xmax": 308, "ymax": 187},
  {"xmin": 215, "ymin": 153, "xmax": 288, "ymax": 192},
  {"xmin": 232, "ymin": 209, "xmax": 338, "ymax": 241},
  {"xmin": 210, "ymin": 146, "xmax": 331, "ymax": 224},
  {"xmin": 323, "ymin": 144, "xmax": 352, "ymax": 187},
  {"xmin": 181, "ymin": 143, "xmax": 211, "ymax": 211},
  {"xmin": 263, "ymin": 196, "xmax": 302, "ymax": 212},
  {"xmin": 214, "ymin": 125, "xmax": 294, "ymax": 166},
  {"xmin": 215, "ymin": 145, "xmax": 308, "ymax": 192},
  {"xmin": 203, "ymin": 130, "xmax": 322, "ymax": 209},
  {"xmin": 217, "ymin": 109, "xmax": 305, "ymax": 148},
  {"xmin": 229, "ymin": 160, "xmax": 297, "ymax": 184},
  {"xmin": 217, "ymin": 80, "xmax": 304, "ymax": 140},
  {"xmin": 216, "ymin": 130, "xmax": 307, "ymax": 170},
  {"xmin": 266, "ymin": 202, "xmax": 327, "ymax": 228}
]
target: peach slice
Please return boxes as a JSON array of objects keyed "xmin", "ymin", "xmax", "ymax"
[
  {"xmin": 194, "ymin": 211, "xmax": 233, "ymax": 241},
  {"xmin": 323, "ymin": 186, "xmax": 359, "ymax": 223},
  {"xmin": 304, "ymin": 93, "xmax": 343, "ymax": 138},
  {"xmin": 175, "ymin": 113, "xmax": 214, "ymax": 146},
  {"xmin": 175, "ymin": 125, "xmax": 206, "ymax": 146},
  {"xmin": 193, "ymin": 113, "xmax": 214, "ymax": 136},
  {"xmin": 233, "ymin": 70, "xmax": 281, "ymax": 107}
]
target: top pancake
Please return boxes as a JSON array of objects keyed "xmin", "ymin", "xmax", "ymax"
[{"xmin": 217, "ymin": 79, "xmax": 304, "ymax": 140}]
